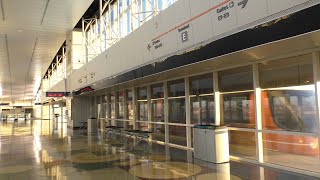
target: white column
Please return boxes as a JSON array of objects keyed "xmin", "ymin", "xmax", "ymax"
[
  {"xmin": 253, "ymin": 64, "xmax": 264, "ymax": 163},
  {"xmin": 147, "ymin": 85, "xmax": 152, "ymax": 131},
  {"xmin": 213, "ymin": 72, "xmax": 221, "ymax": 126},
  {"xmin": 132, "ymin": 87, "xmax": 137, "ymax": 130},
  {"xmin": 114, "ymin": 92, "xmax": 119, "ymax": 126},
  {"xmin": 312, "ymin": 52, "xmax": 320, "ymax": 148},
  {"xmin": 124, "ymin": 91, "xmax": 128, "ymax": 129},
  {"xmin": 185, "ymin": 77, "xmax": 191, "ymax": 148},
  {"xmin": 107, "ymin": 93, "xmax": 111, "ymax": 126}
]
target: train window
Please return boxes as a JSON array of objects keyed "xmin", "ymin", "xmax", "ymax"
[
  {"xmin": 222, "ymin": 92, "xmax": 255, "ymax": 128},
  {"xmin": 168, "ymin": 98, "xmax": 186, "ymax": 124},
  {"xmin": 190, "ymin": 73, "xmax": 215, "ymax": 125},
  {"xmin": 151, "ymin": 99, "xmax": 164, "ymax": 122},
  {"xmin": 219, "ymin": 66, "xmax": 253, "ymax": 92},
  {"xmin": 261, "ymin": 89, "xmax": 317, "ymax": 133},
  {"xmin": 138, "ymin": 101, "xmax": 148, "ymax": 121},
  {"xmin": 259, "ymin": 55, "xmax": 317, "ymax": 133},
  {"xmin": 190, "ymin": 95, "xmax": 215, "ymax": 125}
]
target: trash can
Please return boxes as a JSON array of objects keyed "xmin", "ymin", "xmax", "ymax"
[
  {"xmin": 87, "ymin": 118, "xmax": 98, "ymax": 133},
  {"xmin": 193, "ymin": 125, "xmax": 229, "ymax": 163}
]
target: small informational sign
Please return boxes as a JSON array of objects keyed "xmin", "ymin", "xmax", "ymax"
[{"xmin": 181, "ymin": 31, "xmax": 188, "ymax": 42}]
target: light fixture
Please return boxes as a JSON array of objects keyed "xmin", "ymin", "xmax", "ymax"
[{"xmin": 17, "ymin": 29, "xmax": 23, "ymax": 32}]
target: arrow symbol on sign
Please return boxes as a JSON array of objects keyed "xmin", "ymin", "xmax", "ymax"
[{"xmin": 238, "ymin": 0, "xmax": 248, "ymax": 9}]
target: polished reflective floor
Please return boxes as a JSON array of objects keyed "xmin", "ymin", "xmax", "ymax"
[{"xmin": 0, "ymin": 119, "xmax": 318, "ymax": 180}]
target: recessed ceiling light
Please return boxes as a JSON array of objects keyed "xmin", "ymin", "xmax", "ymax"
[{"xmin": 17, "ymin": 29, "xmax": 23, "ymax": 32}]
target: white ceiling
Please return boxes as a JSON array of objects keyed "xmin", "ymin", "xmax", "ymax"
[{"xmin": 0, "ymin": 0, "xmax": 93, "ymax": 105}]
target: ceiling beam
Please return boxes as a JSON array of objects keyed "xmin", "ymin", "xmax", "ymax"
[
  {"xmin": 40, "ymin": 0, "xmax": 50, "ymax": 25},
  {"xmin": 4, "ymin": 34, "xmax": 12, "ymax": 103},
  {"xmin": 0, "ymin": 0, "xmax": 4, "ymax": 21},
  {"xmin": 23, "ymin": 38, "xmax": 38, "ymax": 102}
]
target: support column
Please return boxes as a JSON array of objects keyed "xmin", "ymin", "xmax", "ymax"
[
  {"xmin": 312, "ymin": 52, "xmax": 320, "ymax": 152},
  {"xmin": 185, "ymin": 77, "xmax": 191, "ymax": 148},
  {"xmin": 124, "ymin": 91, "xmax": 128, "ymax": 129},
  {"xmin": 164, "ymin": 82, "xmax": 169, "ymax": 143},
  {"xmin": 147, "ymin": 85, "xmax": 152, "ymax": 131},
  {"xmin": 114, "ymin": 92, "xmax": 119, "ymax": 126},
  {"xmin": 132, "ymin": 87, "xmax": 137, "ymax": 130},
  {"xmin": 107, "ymin": 93, "xmax": 111, "ymax": 126},
  {"xmin": 213, "ymin": 72, "xmax": 221, "ymax": 126},
  {"xmin": 253, "ymin": 64, "xmax": 264, "ymax": 163}
]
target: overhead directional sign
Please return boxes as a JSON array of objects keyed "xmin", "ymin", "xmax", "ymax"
[{"xmin": 238, "ymin": 0, "xmax": 248, "ymax": 9}]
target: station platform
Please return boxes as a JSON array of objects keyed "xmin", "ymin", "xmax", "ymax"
[{"xmin": 0, "ymin": 120, "xmax": 317, "ymax": 180}]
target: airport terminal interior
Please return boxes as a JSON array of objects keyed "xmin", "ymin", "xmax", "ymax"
[{"xmin": 0, "ymin": 0, "xmax": 320, "ymax": 179}]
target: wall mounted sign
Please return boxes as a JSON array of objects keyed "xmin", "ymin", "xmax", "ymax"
[
  {"xmin": 74, "ymin": 86, "xmax": 94, "ymax": 95},
  {"xmin": 46, "ymin": 92, "xmax": 70, "ymax": 97}
]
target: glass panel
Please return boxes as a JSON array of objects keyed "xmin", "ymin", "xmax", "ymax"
[
  {"xmin": 259, "ymin": 56, "xmax": 317, "ymax": 133},
  {"xmin": 116, "ymin": 120, "xmax": 124, "ymax": 128},
  {"xmin": 261, "ymin": 88, "xmax": 317, "ymax": 133},
  {"xmin": 126, "ymin": 89, "xmax": 133, "ymax": 101},
  {"xmin": 127, "ymin": 101, "xmax": 134, "ymax": 120},
  {"xmin": 168, "ymin": 98, "xmax": 186, "ymax": 124},
  {"xmin": 151, "ymin": 83, "xmax": 164, "ymax": 99},
  {"xmin": 222, "ymin": 92, "xmax": 255, "ymax": 128},
  {"xmin": 229, "ymin": 130, "xmax": 257, "ymax": 159},
  {"xmin": 219, "ymin": 66, "xmax": 253, "ymax": 92},
  {"xmin": 117, "ymin": 91, "xmax": 124, "ymax": 119},
  {"xmin": 189, "ymin": 73, "xmax": 213, "ymax": 95},
  {"xmin": 111, "ymin": 103, "xmax": 116, "ymax": 119},
  {"xmin": 169, "ymin": 125, "xmax": 187, "ymax": 146},
  {"xmin": 263, "ymin": 133, "xmax": 320, "ymax": 173},
  {"xmin": 138, "ymin": 86, "xmax": 147, "ymax": 100},
  {"xmin": 259, "ymin": 55, "xmax": 313, "ymax": 88},
  {"xmin": 190, "ymin": 95, "xmax": 215, "ymax": 125},
  {"xmin": 151, "ymin": 124, "xmax": 165, "ymax": 142},
  {"xmin": 102, "ymin": 95, "xmax": 107, "ymax": 103},
  {"xmin": 151, "ymin": 99, "xmax": 164, "ymax": 122},
  {"xmin": 138, "ymin": 101, "xmax": 148, "ymax": 121},
  {"xmin": 137, "ymin": 122, "xmax": 148, "ymax": 131},
  {"xmin": 96, "ymin": 96, "xmax": 101, "ymax": 104},
  {"xmin": 168, "ymin": 79, "xmax": 185, "ymax": 97}
]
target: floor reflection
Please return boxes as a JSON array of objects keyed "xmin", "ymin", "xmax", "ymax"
[{"xmin": 0, "ymin": 119, "xmax": 318, "ymax": 180}]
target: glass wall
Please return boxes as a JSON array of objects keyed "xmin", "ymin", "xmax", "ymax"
[
  {"xmin": 259, "ymin": 54, "xmax": 320, "ymax": 170},
  {"xmin": 126, "ymin": 89, "xmax": 134, "ymax": 129},
  {"xmin": 109, "ymin": 93, "xmax": 116, "ymax": 126},
  {"xmin": 168, "ymin": 79, "xmax": 186, "ymax": 146},
  {"xmin": 98, "ymin": 52, "xmax": 320, "ymax": 173},
  {"xmin": 137, "ymin": 86, "xmax": 148, "ymax": 131},
  {"xmin": 189, "ymin": 73, "xmax": 214, "ymax": 125},
  {"xmin": 116, "ymin": 91, "xmax": 125, "ymax": 128},
  {"xmin": 219, "ymin": 66, "xmax": 255, "ymax": 128},
  {"xmin": 219, "ymin": 66, "xmax": 257, "ymax": 159},
  {"xmin": 151, "ymin": 83, "xmax": 165, "ymax": 142}
]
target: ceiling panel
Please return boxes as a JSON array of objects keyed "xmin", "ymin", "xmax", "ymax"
[{"xmin": 0, "ymin": 0, "xmax": 93, "ymax": 104}]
